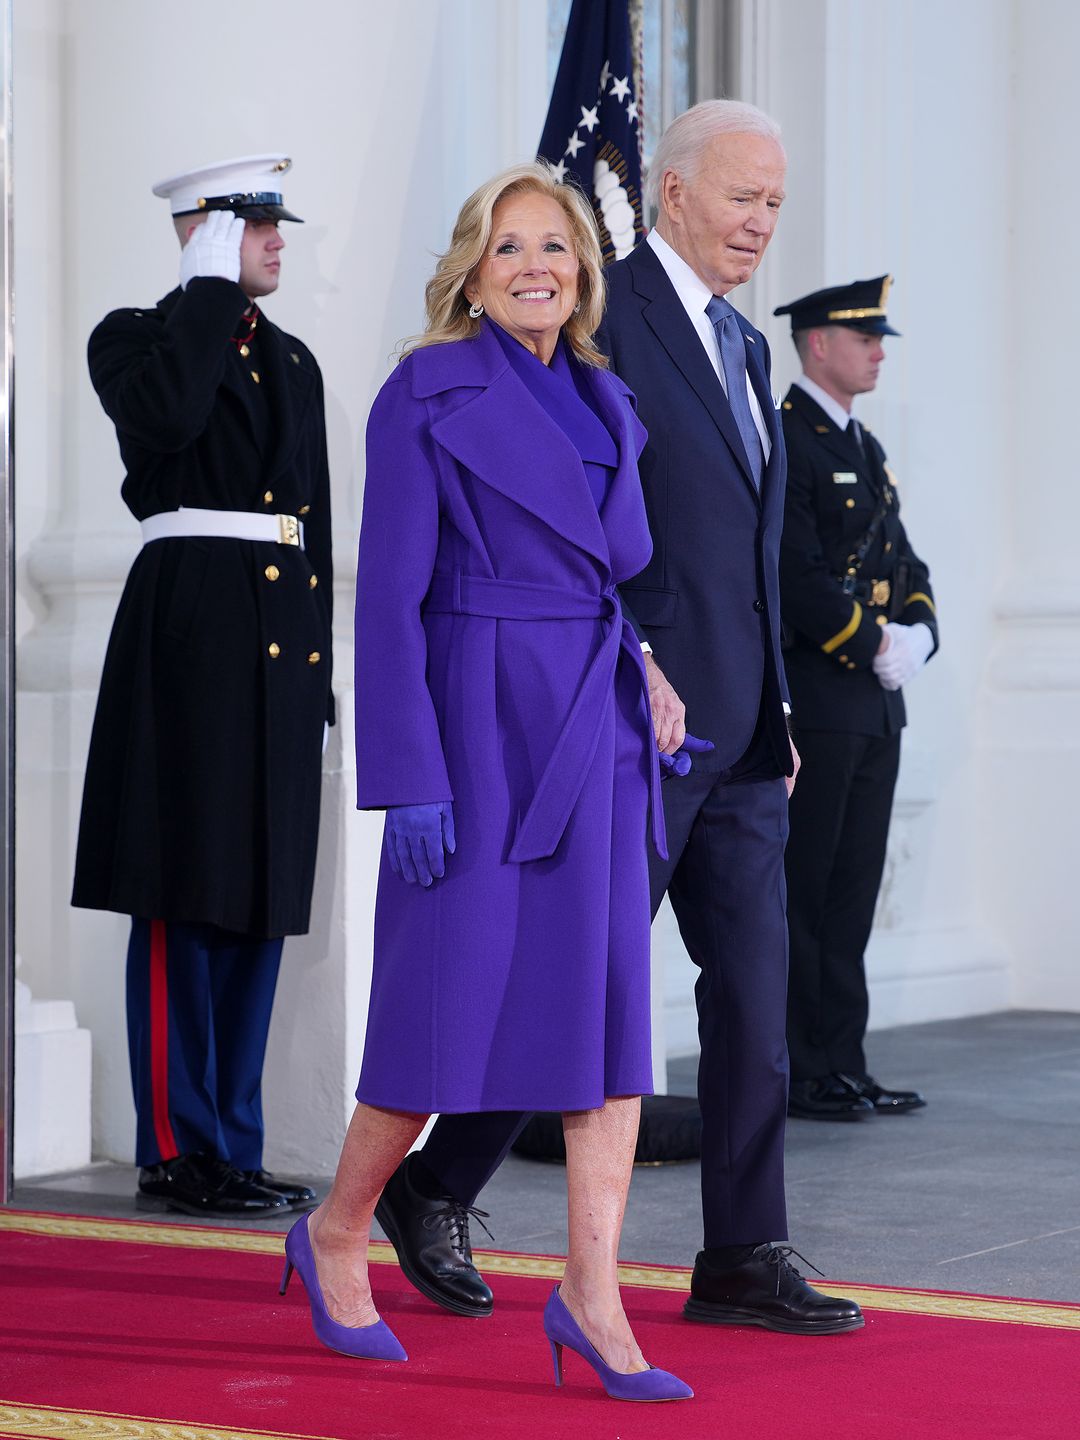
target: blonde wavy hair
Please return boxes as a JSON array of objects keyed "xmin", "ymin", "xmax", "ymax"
[{"xmin": 402, "ymin": 160, "xmax": 608, "ymax": 368}]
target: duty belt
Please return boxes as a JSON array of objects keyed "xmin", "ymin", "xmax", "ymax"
[
  {"xmin": 140, "ymin": 507, "xmax": 305, "ymax": 549},
  {"xmin": 425, "ymin": 570, "xmax": 667, "ymax": 865},
  {"xmin": 838, "ymin": 574, "xmax": 891, "ymax": 607}
]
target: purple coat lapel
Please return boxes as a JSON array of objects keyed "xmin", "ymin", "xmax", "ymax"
[
  {"xmin": 576, "ymin": 361, "xmax": 650, "ymax": 579},
  {"xmin": 412, "ymin": 323, "xmax": 644, "ymax": 576}
]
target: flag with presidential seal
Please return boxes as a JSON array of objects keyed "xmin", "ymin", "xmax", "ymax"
[{"xmin": 539, "ymin": 0, "xmax": 644, "ymax": 263}]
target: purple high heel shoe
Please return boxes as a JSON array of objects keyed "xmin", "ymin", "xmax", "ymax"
[
  {"xmin": 280, "ymin": 1213, "xmax": 407, "ymax": 1362},
  {"xmin": 543, "ymin": 1285, "xmax": 693, "ymax": 1402}
]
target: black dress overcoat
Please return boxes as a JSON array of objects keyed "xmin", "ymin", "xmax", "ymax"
[
  {"xmin": 778, "ymin": 383, "xmax": 936, "ymax": 736},
  {"xmin": 72, "ymin": 277, "xmax": 333, "ymax": 938}
]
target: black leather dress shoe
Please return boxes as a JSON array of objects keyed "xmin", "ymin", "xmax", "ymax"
[
  {"xmin": 241, "ymin": 1169, "xmax": 317, "ymax": 1208},
  {"xmin": 374, "ymin": 1154, "xmax": 494, "ymax": 1317},
  {"xmin": 136, "ymin": 1153, "xmax": 288, "ymax": 1218},
  {"xmin": 788, "ymin": 1074, "xmax": 874, "ymax": 1121},
  {"xmin": 847, "ymin": 1075, "xmax": 927, "ymax": 1113},
  {"xmin": 684, "ymin": 1245, "xmax": 864, "ymax": 1335}
]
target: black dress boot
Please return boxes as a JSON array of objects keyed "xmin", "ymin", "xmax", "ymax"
[
  {"xmin": 684, "ymin": 1244, "xmax": 864, "ymax": 1334},
  {"xmin": 846, "ymin": 1074, "xmax": 927, "ymax": 1113},
  {"xmin": 375, "ymin": 1154, "xmax": 494, "ymax": 1317},
  {"xmin": 788, "ymin": 1074, "xmax": 875, "ymax": 1121},
  {"xmin": 136, "ymin": 1153, "xmax": 288, "ymax": 1218},
  {"xmin": 241, "ymin": 1169, "xmax": 318, "ymax": 1208}
]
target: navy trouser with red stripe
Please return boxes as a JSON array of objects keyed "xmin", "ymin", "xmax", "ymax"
[{"xmin": 126, "ymin": 918, "xmax": 284, "ymax": 1169}]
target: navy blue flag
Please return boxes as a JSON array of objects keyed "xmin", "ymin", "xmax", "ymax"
[{"xmin": 539, "ymin": 0, "xmax": 644, "ymax": 263}]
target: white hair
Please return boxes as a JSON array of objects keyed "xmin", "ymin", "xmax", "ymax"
[{"xmin": 644, "ymin": 99, "xmax": 784, "ymax": 212}]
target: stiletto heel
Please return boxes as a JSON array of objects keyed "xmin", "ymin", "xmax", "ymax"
[
  {"xmin": 542, "ymin": 1285, "xmax": 693, "ymax": 1402},
  {"xmin": 279, "ymin": 1258, "xmax": 294, "ymax": 1296},
  {"xmin": 281, "ymin": 1214, "xmax": 408, "ymax": 1362},
  {"xmin": 549, "ymin": 1338, "xmax": 564, "ymax": 1386}
]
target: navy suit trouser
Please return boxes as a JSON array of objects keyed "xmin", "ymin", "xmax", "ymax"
[
  {"xmin": 126, "ymin": 917, "xmax": 283, "ymax": 1169},
  {"xmin": 418, "ymin": 771, "xmax": 790, "ymax": 1248}
]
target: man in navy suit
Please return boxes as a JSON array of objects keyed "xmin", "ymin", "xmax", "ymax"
[{"xmin": 375, "ymin": 102, "xmax": 862, "ymax": 1336}]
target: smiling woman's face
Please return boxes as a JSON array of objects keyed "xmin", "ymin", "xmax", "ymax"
[{"xmin": 465, "ymin": 190, "xmax": 580, "ymax": 364}]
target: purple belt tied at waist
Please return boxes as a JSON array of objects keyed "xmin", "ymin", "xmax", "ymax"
[{"xmin": 425, "ymin": 570, "xmax": 667, "ymax": 865}]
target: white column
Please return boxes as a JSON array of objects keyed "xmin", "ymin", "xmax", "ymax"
[{"xmin": 980, "ymin": 0, "xmax": 1080, "ymax": 1009}]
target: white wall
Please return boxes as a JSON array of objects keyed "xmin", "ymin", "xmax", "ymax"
[{"xmin": 982, "ymin": 0, "xmax": 1080, "ymax": 1009}]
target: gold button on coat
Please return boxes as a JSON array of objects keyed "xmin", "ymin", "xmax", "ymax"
[
  {"xmin": 307, "ymin": 651, "xmax": 320, "ymax": 665},
  {"xmin": 308, "ymin": 574, "xmax": 318, "ymax": 589},
  {"xmin": 298, "ymin": 505, "xmax": 310, "ymax": 516},
  {"xmin": 839, "ymin": 655, "xmax": 848, "ymax": 663},
  {"xmin": 264, "ymin": 565, "xmax": 280, "ymax": 582},
  {"xmin": 268, "ymin": 642, "xmax": 281, "ymax": 658},
  {"xmin": 239, "ymin": 343, "xmax": 250, "ymax": 358},
  {"xmin": 845, "ymin": 498, "xmax": 856, "ymax": 508},
  {"xmin": 251, "ymin": 371, "xmax": 261, "ymax": 384},
  {"xmin": 263, "ymin": 490, "xmax": 274, "ymax": 504}
]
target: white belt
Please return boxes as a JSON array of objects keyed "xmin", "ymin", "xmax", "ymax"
[{"xmin": 140, "ymin": 507, "xmax": 305, "ymax": 549}]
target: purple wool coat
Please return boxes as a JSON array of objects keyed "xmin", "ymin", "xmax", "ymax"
[{"xmin": 353, "ymin": 319, "xmax": 665, "ymax": 1114}]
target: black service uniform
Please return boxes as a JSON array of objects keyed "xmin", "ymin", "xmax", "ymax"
[
  {"xmin": 72, "ymin": 276, "xmax": 333, "ymax": 1169},
  {"xmin": 779, "ymin": 382, "xmax": 936, "ymax": 1083}
]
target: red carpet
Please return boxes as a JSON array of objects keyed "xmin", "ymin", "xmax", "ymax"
[{"xmin": 2, "ymin": 1210, "xmax": 1078, "ymax": 1440}]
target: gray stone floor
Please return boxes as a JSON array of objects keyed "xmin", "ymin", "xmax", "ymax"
[{"xmin": 12, "ymin": 1011, "xmax": 1080, "ymax": 1303}]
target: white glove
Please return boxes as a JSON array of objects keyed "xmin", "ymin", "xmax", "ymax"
[
  {"xmin": 179, "ymin": 209, "xmax": 245, "ymax": 290},
  {"xmin": 872, "ymin": 621, "xmax": 934, "ymax": 691}
]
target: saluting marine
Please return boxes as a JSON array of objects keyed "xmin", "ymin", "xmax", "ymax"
[
  {"xmin": 775, "ymin": 276, "xmax": 937, "ymax": 1121},
  {"xmin": 72, "ymin": 155, "xmax": 333, "ymax": 1215}
]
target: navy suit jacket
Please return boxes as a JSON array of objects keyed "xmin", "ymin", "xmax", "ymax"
[{"xmin": 599, "ymin": 241, "xmax": 792, "ymax": 776}]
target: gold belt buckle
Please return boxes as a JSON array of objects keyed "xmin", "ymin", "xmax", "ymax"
[
  {"xmin": 870, "ymin": 578, "xmax": 891, "ymax": 607},
  {"xmin": 277, "ymin": 513, "xmax": 300, "ymax": 546}
]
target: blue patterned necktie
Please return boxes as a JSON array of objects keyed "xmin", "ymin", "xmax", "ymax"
[{"xmin": 706, "ymin": 296, "xmax": 763, "ymax": 490}]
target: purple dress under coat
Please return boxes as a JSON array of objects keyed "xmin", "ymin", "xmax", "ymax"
[{"xmin": 353, "ymin": 319, "xmax": 664, "ymax": 1113}]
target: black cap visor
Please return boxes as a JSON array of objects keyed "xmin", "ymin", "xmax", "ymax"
[
  {"xmin": 846, "ymin": 318, "xmax": 901, "ymax": 337},
  {"xmin": 175, "ymin": 193, "xmax": 304, "ymax": 223}
]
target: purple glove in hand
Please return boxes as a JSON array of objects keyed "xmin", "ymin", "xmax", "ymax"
[
  {"xmin": 385, "ymin": 801, "xmax": 456, "ymax": 887},
  {"xmin": 659, "ymin": 732, "xmax": 714, "ymax": 779}
]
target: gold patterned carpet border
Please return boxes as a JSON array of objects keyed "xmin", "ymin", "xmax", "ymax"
[
  {"xmin": 4, "ymin": 1208, "xmax": 1079, "ymax": 1332},
  {"xmin": 0, "ymin": 1401, "xmax": 336, "ymax": 1440}
]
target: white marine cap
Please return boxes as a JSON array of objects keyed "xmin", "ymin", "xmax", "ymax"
[{"xmin": 151, "ymin": 153, "xmax": 303, "ymax": 222}]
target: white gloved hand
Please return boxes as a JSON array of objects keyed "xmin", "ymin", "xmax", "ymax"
[
  {"xmin": 873, "ymin": 621, "xmax": 933, "ymax": 691},
  {"xmin": 179, "ymin": 209, "xmax": 245, "ymax": 290}
]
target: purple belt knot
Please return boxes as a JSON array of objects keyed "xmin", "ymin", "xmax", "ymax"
[{"xmin": 425, "ymin": 571, "xmax": 666, "ymax": 863}]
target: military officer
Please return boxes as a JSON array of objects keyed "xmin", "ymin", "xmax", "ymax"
[
  {"xmin": 72, "ymin": 155, "xmax": 333, "ymax": 1214},
  {"xmin": 774, "ymin": 276, "xmax": 937, "ymax": 1121}
]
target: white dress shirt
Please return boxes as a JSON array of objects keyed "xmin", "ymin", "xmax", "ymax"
[
  {"xmin": 792, "ymin": 374, "xmax": 852, "ymax": 433},
  {"xmin": 647, "ymin": 229, "xmax": 771, "ymax": 462}
]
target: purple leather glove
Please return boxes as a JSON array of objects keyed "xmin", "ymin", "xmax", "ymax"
[
  {"xmin": 385, "ymin": 801, "xmax": 456, "ymax": 887},
  {"xmin": 659, "ymin": 732, "xmax": 714, "ymax": 779}
]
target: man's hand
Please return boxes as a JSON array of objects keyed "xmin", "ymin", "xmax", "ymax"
[
  {"xmin": 179, "ymin": 209, "xmax": 245, "ymax": 291},
  {"xmin": 786, "ymin": 735, "xmax": 801, "ymax": 798},
  {"xmin": 643, "ymin": 652, "xmax": 686, "ymax": 753},
  {"xmin": 872, "ymin": 621, "xmax": 933, "ymax": 692}
]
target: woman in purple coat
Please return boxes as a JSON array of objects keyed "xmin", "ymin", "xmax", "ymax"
[{"xmin": 281, "ymin": 163, "xmax": 694, "ymax": 1403}]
